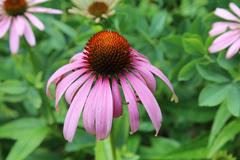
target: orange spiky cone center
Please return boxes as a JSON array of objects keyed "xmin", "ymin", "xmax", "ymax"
[
  {"xmin": 4, "ymin": 0, "xmax": 27, "ymax": 16},
  {"xmin": 85, "ymin": 31, "xmax": 131, "ymax": 75}
]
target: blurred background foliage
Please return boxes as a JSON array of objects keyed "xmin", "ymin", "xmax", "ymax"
[{"xmin": 0, "ymin": 0, "xmax": 240, "ymax": 160}]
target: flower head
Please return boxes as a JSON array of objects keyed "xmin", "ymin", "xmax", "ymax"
[
  {"xmin": 209, "ymin": 3, "xmax": 240, "ymax": 59},
  {"xmin": 47, "ymin": 31, "xmax": 178, "ymax": 141},
  {"xmin": 0, "ymin": 0, "xmax": 62, "ymax": 54},
  {"xmin": 69, "ymin": 0, "xmax": 120, "ymax": 23}
]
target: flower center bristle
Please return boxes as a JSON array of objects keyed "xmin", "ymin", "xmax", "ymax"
[
  {"xmin": 86, "ymin": 31, "xmax": 131, "ymax": 75},
  {"xmin": 4, "ymin": 0, "xmax": 27, "ymax": 16},
  {"xmin": 88, "ymin": 2, "xmax": 108, "ymax": 17}
]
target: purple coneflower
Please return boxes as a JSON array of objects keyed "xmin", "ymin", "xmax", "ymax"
[
  {"xmin": 47, "ymin": 31, "xmax": 178, "ymax": 142},
  {"xmin": 209, "ymin": 3, "xmax": 240, "ymax": 59},
  {"xmin": 0, "ymin": 0, "xmax": 62, "ymax": 54},
  {"xmin": 69, "ymin": 0, "xmax": 120, "ymax": 23}
]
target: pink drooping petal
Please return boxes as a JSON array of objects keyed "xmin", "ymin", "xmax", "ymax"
[
  {"xmin": 46, "ymin": 61, "xmax": 83, "ymax": 97},
  {"xmin": 15, "ymin": 16, "xmax": 25, "ymax": 36},
  {"xmin": 209, "ymin": 30, "xmax": 240, "ymax": 53},
  {"xmin": 0, "ymin": 17, "xmax": 11, "ymax": 38},
  {"xmin": 9, "ymin": 25, "xmax": 20, "ymax": 54},
  {"xmin": 65, "ymin": 73, "xmax": 91, "ymax": 104},
  {"xmin": 28, "ymin": 7, "xmax": 63, "ymax": 14},
  {"xmin": 126, "ymin": 73, "xmax": 162, "ymax": 136},
  {"xmin": 134, "ymin": 60, "xmax": 178, "ymax": 102},
  {"xmin": 209, "ymin": 22, "xmax": 240, "ymax": 36},
  {"xmin": 111, "ymin": 77, "xmax": 123, "ymax": 118},
  {"xmin": 132, "ymin": 71, "xmax": 147, "ymax": 86},
  {"xmin": 134, "ymin": 66, "xmax": 156, "ymax": 93},
  {"xmin": 22, "ymin": 18, "xmax": 36, "ymax": 46},
  {"xmin": 70, "ymin": 52, "xmax": 84, "ymax": 63},
  {"xmin": 83, "ymin": 77, "xmax": 103, "ymax": 135},
  {"xmin": 95, "ymin": 78, "xmax": 113, "ymax": 140},
  {"xmin": 55, "ymin": 69, "xmax": 86, "ymax": 110},
  {"xmin": 229, "ymin": 3, "xmax": 240, "ymax": 18},
  {"xmin": 130, "ymin": 48, "xmax": 150, "ymax": 63},
  {"xmin": 25, "ymin": 13, "xmax": 45, "ymax": 31},
  {"xmin": 63, "ymin": 76, "xmax": 94, "ymax": 142},
  {"xmin": 226, "ymin": 39, "xmax": 240, "ymax": 59},
  {"xmin": 29, "ymin": 0, "xmax": 49, "ymax": 6},
  {"xmin": 120, "ymin": 76, "xmax": 139, "ymax": 134},
  {"xmin": 214, "ymin": 8, "xmax": 240, "ymax": 22}
]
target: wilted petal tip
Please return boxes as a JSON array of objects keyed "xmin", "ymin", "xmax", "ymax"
[{"xmin": 171, "ymin": 94, "xmax": 179, "ymax": 103}]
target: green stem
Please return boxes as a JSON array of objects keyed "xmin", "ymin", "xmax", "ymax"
[
  {"xmin": 95, "ymin": 134, "xmax": 116, "ymax": 160},
  {"xmin": 110, "ymin": 132, "xmax": 116, "ymax": 160}
]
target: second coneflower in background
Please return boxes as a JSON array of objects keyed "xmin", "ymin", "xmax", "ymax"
[
  {"xmin": 209, "ymin": 2, "xmax": 240, "ymax": 59},
  {"xmin": 0, "ymin": 0, "xmax": 62, "ymax": 54},
  {"xmin": 47, "ymin": 30, "xmax": 178, "ymax": 142},
  {"xmin": 69, "ymin": 0, "xmax": 120, "ymax": 23}
]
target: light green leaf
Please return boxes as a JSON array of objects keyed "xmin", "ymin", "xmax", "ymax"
[
  {"xmin": 162, "ymin": 135, "xmax": 208, "ymax": 159},
  {"xmin": 52, "ymin": 20, "xmax": 77, "ymax": 38},
  {"xmin": 199, "ymin": 84, "xmax": 232, "ymax": 107},
  {"xmin": 112, "ymin": 111, "xmax": 129, "ymax": 148},
  {"xmin": 208, "ymin": 103, "xmax": 231, "ymax": 146},
  {"xmin": 161, "ymin": 35, "xmax": 184, "ymax": 55},
  {"xmin": 217, "ymin": 52, "xmax": 238, "ymax": 70},
  {"xmin": 0, "ymin": 103, "xmax": 18, "ymax": 120},
  {"xmin": 150, "ymin": 11, "xmax": 167, "ymax": 37},
  {"xmin": 208, "ymin": 119, "xmax": 240, "ymax": 157},
  {"xmin": 65, "ymin": 129, "xmax": 95, "ymax": 152},
  {"xmin": 178, "ymin": 59, "xmax": 200, "ymax": 81},
  {"xmin": 183, "ymin": 36, "xmax": 206, "ymax": 55},
  {"xmin": 139, "ymin": 121, "xmax": 155, "ymax": 132},
  {"xmin": 126, "ymin": 135, "xmax": 140, "ymax": 153},
  {"xmin": 227, "ymin": 84, "xmax": 240, "ymax": 117},
  {"xmin": 196, "ymin": 64, "xmax": 230, "ymax": 83},
  {"xmin": 6, "ymin": 127, "xmax": 49, "ymax": 160},
  {"xmin": 23, "ymin": 88, "xmax": 42, "ymax": 115},
  {"xmin": 139, "ymin": 138, "xmax": 180, "ymax": 159},
  {"xmin": 0, "ymin": 118, "xmax": 45, "ymax": 139},
  {"xmin": 164, "ymin": 148, "xmax": 208, "ymax": 160},
  {"xmin": 0, "ymin": 80, "xmax": 28, "ymax": 95}
]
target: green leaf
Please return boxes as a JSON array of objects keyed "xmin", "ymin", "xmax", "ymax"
[
  {"xmin": 139, "ymin": 121, "xmax": 155, "ymax": 132},
  {"xmin": 226, "ymin": 84, "xmax": 240, "ymax": 117},
  {"xmin": 95, "ymin": 137, "xmax": 114, "ymax": 160},
  {"xmin": 139, "ymin": 138, "xmax": 180, "ymax": 159},
  {"xmin": 6, "ymin": 126, "xmax": 49, "ymax": 160},
  {"xmin": 150, "ymin": 11, "xmax": 167, "ymax": 37},
  {"xmin": 0, "ymin": 80, "xmax": 28, "ymax": 95},
  {"xmin": 196, "ymin": 64, "xmax": 230, "ymax": 83},
  {"xmin": 199, "ymin": 84, "xmax": 232, "ymax": 107},
  {"xmin": 160, "ymin": 35, "xmax": 184, "ymax": 57},
  {"xmin": 0, "ymin": 118, "xmax": 45, "ymax": 139},
  {"xmin": 208, "ymin": 103, "xmax": 231, "ymax": 146},
  {"xmin": 164, "ymin": 148, "xmax": 208, "ymax": 160},
  {"xmin": 208, "ymin": 119, "xmax": 240, "ymax": 157},
  {"xmin": 178, "ymin": 59, "xmax": 199, "ymax": 81},
  {"xmin": 65, "ymin": 129, "xmax": 95, "ymax": 152},
  {"xmin": 112, "ymin": 110, "xmax": 129, "ymax": 148},
  {"xmin": 26, "ymin": 149, "xmax": 60, "ymax": 160},
  {"xmin": 52, "ymin": 20, "xmax": 77, "ymax": 38},
  {"xmin": 23, "ymin": 88, "xmax": 42, "ymax": 115},
  {"xmin": 217, "ymin": 52, "xmax": 238, "ymax": 70},
  {"xmin": 168, "ymin": 102, "xmax": 215, "ymax": 123},
  {"xmin": 0, "ymin": 103, "xmax": 18, "ymax": 120},
  {"xmin": 183, "ymin": 36, "xmax": 206, "ymax": 55},
  {"xmin": 156, "ymin": 135, "xmax": 208, "ymax": 159},
  {"xmin": 126, "ymin": 135, "xmax": 140, "ymax": 153}
]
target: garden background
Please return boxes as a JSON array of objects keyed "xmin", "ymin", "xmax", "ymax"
[{"xmin": 0, "ymin": 0, "xmax": 240, "ymax": 160}]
